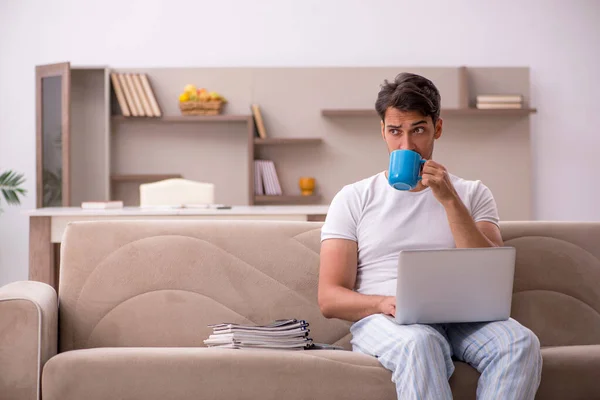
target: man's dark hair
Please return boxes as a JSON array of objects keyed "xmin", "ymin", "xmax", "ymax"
[{"xmin": 375, "ymin": 72, "xmax": 441, "ymax": 125}]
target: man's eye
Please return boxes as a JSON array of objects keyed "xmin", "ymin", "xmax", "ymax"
[
  {"xmin": 390, "ymin": 129, "xmax": 399, "ymax": 135},
  {"xmin": 412, "ymin": 127, "xmax": 425, "ymax": 135}
]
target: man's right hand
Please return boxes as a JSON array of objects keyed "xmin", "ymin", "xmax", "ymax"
[{"xmin": 378, "ymin": 296, "xmax": 396, "ymax": 317}]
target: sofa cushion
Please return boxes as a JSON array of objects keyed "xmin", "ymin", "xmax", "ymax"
[
  {"xmin": 449, "ymin": 362, "xmax": 479, "ymax": 400},
  {"xmin": 536, "ymin": 345, "xmax": 600, "ymax": 400},
  {"xmin": 42, "ymin": 347, "xmax": 397, "ymax": 400},
  {"xmin": 450, "ymin": 345, "xmax": 600, "ymax": 400},
  {"xmin": 42, "ymin": 345, "xmax": 600, "ymax": 399}
]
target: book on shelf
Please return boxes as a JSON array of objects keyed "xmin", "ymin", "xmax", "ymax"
[
  {"xmin": 475, "ymin": 94, "xmax": 524, "ymax": 110},
  {"xmin": 110, "ymin": 73, "xmax": 131, "ymax": 117},
  {"xmin": 476, "ymin": 102, "xmax": 523, "ymax": 109},
  {"xmin": 139, "ymin": 73, "xmax": 162, "ymax": 117},
  {"xmin": 117, "ymin": 73, "xmax": 138, "ymax": 117},
  {"xmin": 253, "ymin": 160, "xmax": 264, "ymax": 195},
  {"xmin": 254, "ymin": 160, "xmax": 282, "ymax": 196},
  {"xmin": 81, "ymin": 200, "xmax": 124, "ymax": 209},
  {"xmin": 132, "ymin": 73, "xmax": 154, "ymax": 117},
  {"xmin": 476, "ymin": 94, "xmax": 523, "ymax": 103},
  {"xmin": 251, "ymin": 104, "xmax": 268, "ymax": 139},
  {"xmin": 204, "ymin": 319, "xmax": 313, "ymax": 350},
  {"xmin": 124, "ymin": 73, "xmax": 146, "ymax": 116}
]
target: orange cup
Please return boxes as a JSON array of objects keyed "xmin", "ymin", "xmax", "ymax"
[{"xmin": 298, "ymin": 177, "xmax": 316, "ymax": 196}]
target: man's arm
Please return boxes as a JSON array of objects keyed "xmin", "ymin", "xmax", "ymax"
[
  {"xmin": 443, "ymin": 198, "xmax": 504, "ymax": 248},
  {"xmin": 318, "ymin": 238, "xmax": 395, "ymax": 322},
  {"xmin": 421, "ymin": 160, "xmax": 503, "ymax": 248}
]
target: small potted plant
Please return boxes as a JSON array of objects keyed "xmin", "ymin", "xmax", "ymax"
[{"xmin": 0, "ymin": 170, "xmax": 27, "ymax": 214}]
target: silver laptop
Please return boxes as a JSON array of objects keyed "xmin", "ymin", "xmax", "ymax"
[{"xmin": 395, "ymin": 247, "xmax": 516, "ymax": 325}]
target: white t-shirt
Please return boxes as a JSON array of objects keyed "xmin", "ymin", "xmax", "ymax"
[{"xmin": 321, "ymin": 171, "xmax": 499, "ymax": 296}]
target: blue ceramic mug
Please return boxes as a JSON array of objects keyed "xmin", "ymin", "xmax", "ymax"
[{"xmin": 388, "ymin": 149, "xmax": 427, "ymax": 190}]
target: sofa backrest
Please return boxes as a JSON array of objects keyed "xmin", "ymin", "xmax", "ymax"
[
  {"xmin": 58, "ymin": 220, "xmax": 351, "ymax": 352},
  {"xmin": 58, "ymin": 220, "xmax": 600, "ymax": 352},
  {"xmin": 501, "ymin": 222, "xmax": 600, "ymax": 347}
]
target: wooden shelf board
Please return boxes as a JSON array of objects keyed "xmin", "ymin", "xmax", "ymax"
[
  {"xmin": 321, "ymin": 108, "xmax": 537, "ymax": 117},
  {"xmin": 112, "ymin": 115, "xmax": 252, "ymax": 122},
  {"xmin": 111, "ymin": 174, "xmax": 182, "ymax": 182},
  {"xmin": 444, "ymin": 108, "xmax": 537, "ymax": 116},
  {"xmin": 254, "ymin": 138, "xmax": 323, "ymax": 145},
  {"xmin": 71, "ymin": 65, "xmax": 109, "ymax": 70},
  {"xmin": 321, "ymin": 109, "xmax": 378, "ymax": 117},
  {"xmin": 254, "ymin": 195, "xmax": 322, "ymax": 204}
]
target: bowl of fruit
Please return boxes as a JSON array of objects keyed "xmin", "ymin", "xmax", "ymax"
[{"xmin": 178, "ymin": 84, "xmax": 227, "ymax": 116}]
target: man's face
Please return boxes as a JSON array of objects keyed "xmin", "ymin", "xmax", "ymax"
[{"xmin": 380, "ymin": 107, "xmax": 443, "ymax": 160}]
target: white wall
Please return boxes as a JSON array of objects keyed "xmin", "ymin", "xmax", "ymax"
[{"xmin": 1, "ymin": 0, "xmax": 599, "ymax": 285}]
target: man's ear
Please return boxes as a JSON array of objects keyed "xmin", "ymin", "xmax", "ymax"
[
  {"xmin": 434, "ymin": 118, "xmax": 443, "ymax": 140},
  {"xmin": 381, "ymin": 120, "xmax": 386, "ymax": 141}
]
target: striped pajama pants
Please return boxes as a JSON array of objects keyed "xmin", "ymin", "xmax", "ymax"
[{"xmin": 350, "ymin": 314, "xmax": 542, "ymax": 399}]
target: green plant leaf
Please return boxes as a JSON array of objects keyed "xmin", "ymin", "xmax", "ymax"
[{"xmin": 0, "ymin": 170, "xmax": 27, "ymax": 207}]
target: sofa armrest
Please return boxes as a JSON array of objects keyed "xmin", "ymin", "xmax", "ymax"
[{"xmin": 0, "ymin": 281, "xmax": 58, "ymax": 400}]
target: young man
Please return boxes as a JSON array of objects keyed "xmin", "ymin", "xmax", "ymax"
[{"xmin": 318, "ymin": 73, "xmax": 542, "ymax": 399}]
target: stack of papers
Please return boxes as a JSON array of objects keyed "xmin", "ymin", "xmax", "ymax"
[{"xmin": 204, "ymin": 319, "xmax": 312, "ymax": 350}]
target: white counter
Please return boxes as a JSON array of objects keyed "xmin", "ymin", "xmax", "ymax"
[
  {"xmin": 26, "ymin": 205, "xmax": 330, "ymax": 217},
  {"xmin": 27, "ymin": 205, "xmax": 329, "ymax": 244}
]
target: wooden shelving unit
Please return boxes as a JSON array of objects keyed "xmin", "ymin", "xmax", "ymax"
[
  {"xmin": 35, "ymin": 64, "xmax": 534, "ymax": 216},
  {"xmin": 253, "ymin": 131, "xmax": 324, "ymax": 204},
  {"xmin": 254, "ymin": 138, "xmax": 323, "ymax": 145},
  {"xmin": 110, "ymin": 113, "xmax": 256, "ymax": 205},
  {"xmin": 112, "ymin": 115, "xmax": 253, "ymax": 123},
  {"xmin": 254, "ymin": 195, "xmax": 322, "ymax": 204},
  {"xmin": 111, "ymin": 174, "xmax": 183, "ymax": 182},
  {"xmin": 111, "ymin": 112, "xmax": 325, "ymax": 205},
  {"xmin": 321, "ymin": 108, "xmax": 537, "ymax": 117}
]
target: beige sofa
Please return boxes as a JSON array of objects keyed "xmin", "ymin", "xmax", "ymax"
[{"xmin": 1, "ymin": 220, "xmax": 600, "ymax": 400}]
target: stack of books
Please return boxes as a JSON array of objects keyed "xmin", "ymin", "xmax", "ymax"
[
  {"xmin": 204, "ymin": 319, "xmax": 312, "ymax": 350},
  {"xmin": 111, "ymin": 72, "xmax": 162, "ymax": 117},
  {"xmin": 476, "ymin": 94, "xmax": 523, "ymax": 109},
  {"xmin": 254, "ymin": 160, "xmax": 283, "ymax": 196}
]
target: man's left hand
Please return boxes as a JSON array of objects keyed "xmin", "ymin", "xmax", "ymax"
[{"xmin": 421, "ymin": 160, "xmax": 459, "ymax": 206}]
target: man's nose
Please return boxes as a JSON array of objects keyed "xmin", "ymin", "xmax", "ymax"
[{"xmin": 398, "ymin": 136, "xmax": 416, "ymax": 150}]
